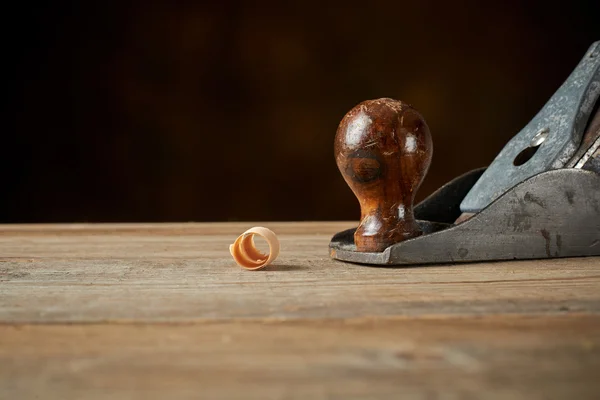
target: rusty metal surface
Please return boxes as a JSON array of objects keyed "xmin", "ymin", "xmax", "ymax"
[
  {"xmin": 573, "ymin": 102, "xmax": 600, "ymax": 172},
  {"xmin": 330, "ymin": 168, "xmax": 600, "ymax": 265},
  {"xmin": 461, "ymin": 41, "xmax": 600, "ymax": 213},
  {"xmin": 569, "ymin": 101, "xmax": 600, "ymax": 168}
]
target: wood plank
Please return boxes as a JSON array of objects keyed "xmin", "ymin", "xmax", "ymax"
[
  {"xmin": 1, "ymin": 223, "xmax": 600, "ymax": 399},
  {"xmin": 1, "ymin": 223, "xmax": 599, "ymax": 322},
  {"xmin": 1, "ymin": 316, "xmax": 599, "ymax": 400}
]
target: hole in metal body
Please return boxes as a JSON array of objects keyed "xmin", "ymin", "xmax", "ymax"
[{"xmin": 513, "ymin": 128, "xmax": 549, "ymax": 166}]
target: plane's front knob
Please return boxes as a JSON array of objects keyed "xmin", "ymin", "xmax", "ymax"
[{"xmin": 334, "ymin": 98, "xmax": 433, "ymax": 252}]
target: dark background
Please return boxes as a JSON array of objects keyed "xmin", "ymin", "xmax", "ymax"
[{"xmin": 4, "ymin": 0, "xmax": 600, "ymax": 223}]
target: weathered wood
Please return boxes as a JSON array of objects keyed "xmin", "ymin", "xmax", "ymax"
[
  {"xmin": 1, "ymin": 317, "xmax": 599, "ymax": 400},
  {"xmin": 1, "ymin": 222, "xmax": 599, "ymax": 322},
  {"xmin": 0, "ymin": 222, "xmax": 599, "ymax": 399}
]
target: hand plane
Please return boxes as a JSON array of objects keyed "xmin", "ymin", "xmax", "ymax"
[{"xmin": 330, "ymin": 41, "xmax": 600, "ymax": 265}]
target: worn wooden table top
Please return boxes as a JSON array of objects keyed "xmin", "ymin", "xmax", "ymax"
[{"xmin": 0, "ymin": 222, "xmax": 599, "ymax": 399}]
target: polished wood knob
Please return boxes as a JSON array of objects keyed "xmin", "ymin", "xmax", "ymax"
[{"xmin": 334, "ymin": 98, "xmax": 433, "ymax": 252}]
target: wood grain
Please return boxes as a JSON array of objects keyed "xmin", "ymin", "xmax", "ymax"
[
  {"xmin": 335, "ymin": 99, "xmax": 433, "ymax": 251},
  {"xmin": 2, "ymin": 317, "xmax": 599, "ymax": 400},
  {"xmin": 1, "ymin": 222, "xmax": 599, "ymax": 399}
]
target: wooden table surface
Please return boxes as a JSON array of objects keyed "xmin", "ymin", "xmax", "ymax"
[{"xmin": 1, "ymin": 222, "xmax": 599, "ymax": 399}]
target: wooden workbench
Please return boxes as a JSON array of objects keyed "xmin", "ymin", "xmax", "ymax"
[{"xmin": 1, "ymin": 222, "xmax": 599, "ymax": 399}]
